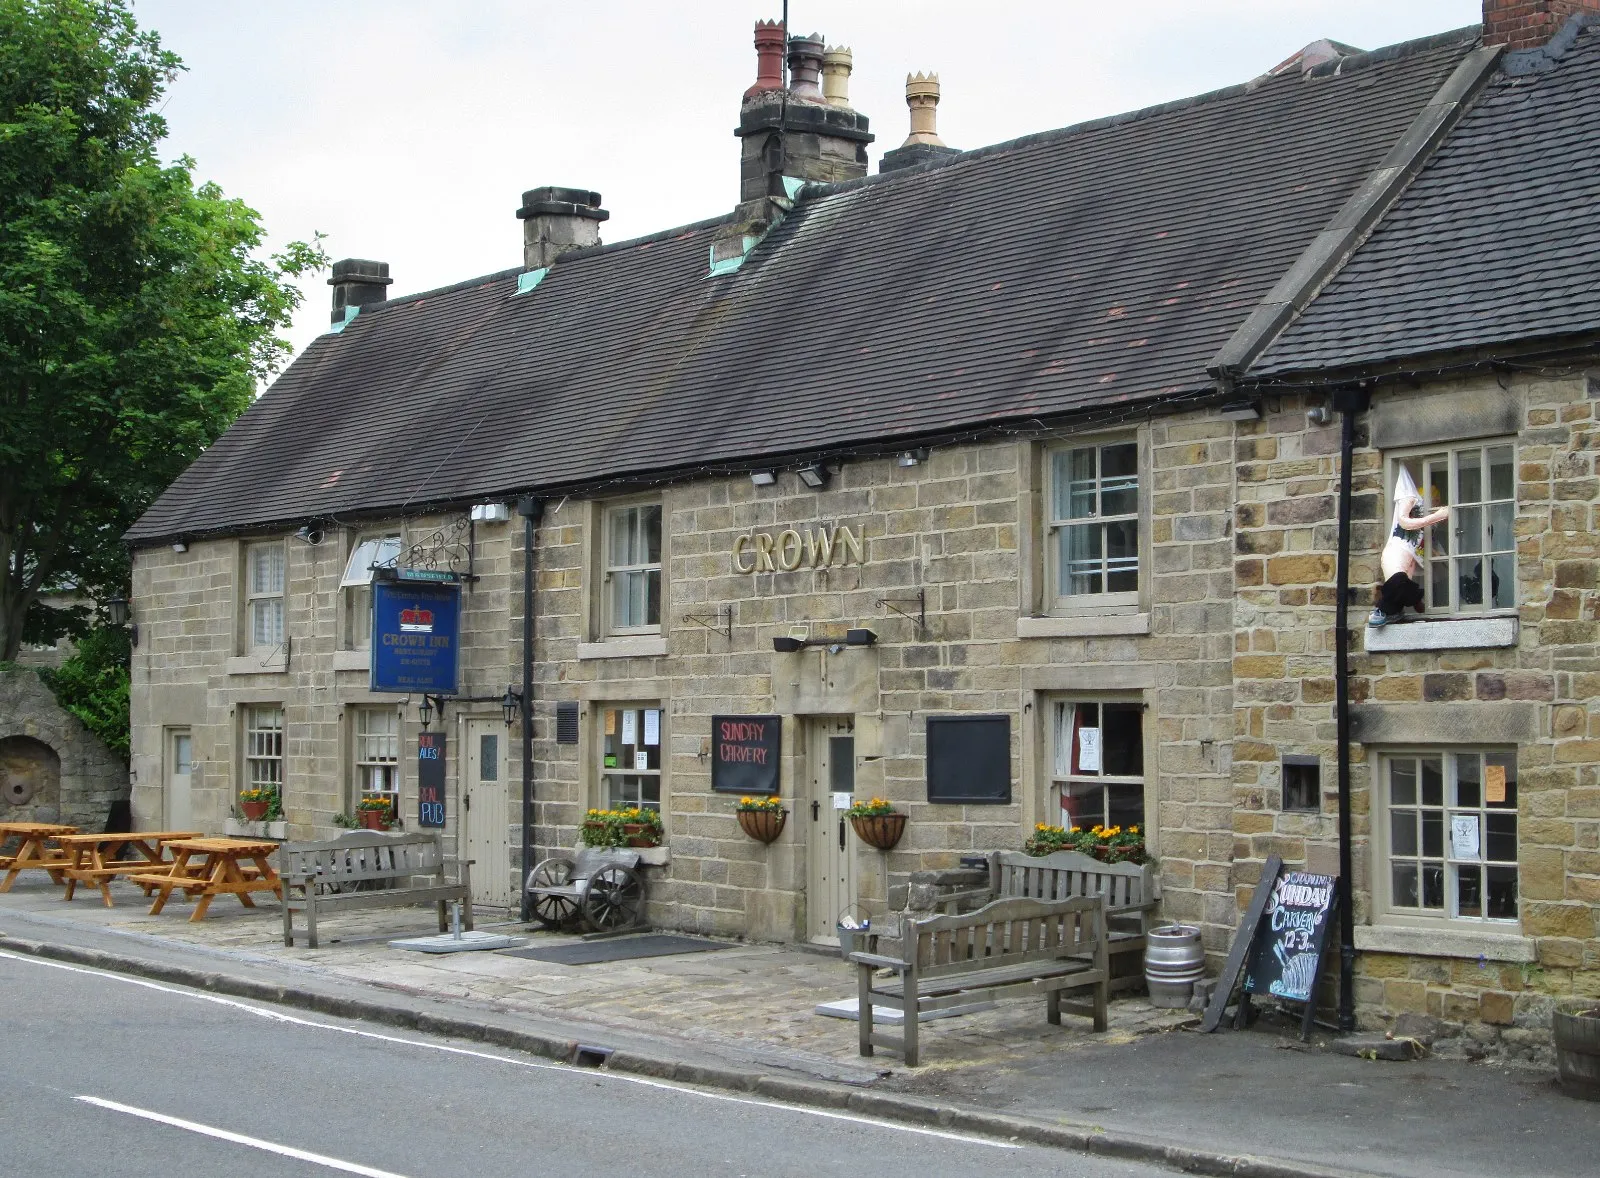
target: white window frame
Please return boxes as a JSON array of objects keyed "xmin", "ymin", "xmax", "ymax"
[
  {"xmin": 352, "ymin": 706, "xmax": 400, "ymax": 801},
  {"xmin": 340, "ymin": 533, "xmax": 402, "ymax": 650},
  {"xmin": 1374, "ymin": 748, "xmax": 1519, "ymax": 929},
  {"xmin": 1385, "ymin": 441, "xmax": 1517, "ymax": 616},
  {"xmin": 1047, "ymin": 696, "xmax": 1146, "ymax": 832},
  {"xmin": 245, "ymin": 542, "xmax": 286, "ymax": 652},
  {"xmin": 598, "ymin": 703, "xmax": 663, "ymax": 812},
  {"xmin": 1045, "ymin": 439, "xmax": 1141, "ymax": 613},
  {"xmin": 603, "ymin": 502, "xmax": 663, "ymax": 636},
  {"xmin": 243, "ymin": 705, "xmax": 284, "ymax": 795}
]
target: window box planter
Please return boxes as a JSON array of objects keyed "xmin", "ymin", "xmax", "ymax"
[
  {"xmin": 240, "ymin": 800, "xmax": 271, "ymax": 822},
  {"xmin": 622, "ymin": 823, "xmax": 661, "ymax": 848},
  {"xmin": 737, "ymin": 808, "xmax": 787, "ymax": 844},
  {"xmin": 850, "ymin": 812, "xmax": 906, "ymax": 851},
  {"xmin": 359, "ymin": 810, "xmax": 393, "ymax": 831}
]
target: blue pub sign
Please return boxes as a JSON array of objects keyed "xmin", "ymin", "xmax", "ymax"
[{"xmin": 370, "ymin": 579, "xmax": 461, "ymax": 695}]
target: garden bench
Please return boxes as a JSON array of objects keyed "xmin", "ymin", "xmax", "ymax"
[
  {"xmin": 525, "ymin": 847, "xmax": 645, "ymax": 933},
  {"xmin": 851, "ymin": 894, "xmax": 1108, "ymax": 1067},
  {"xmin": 281, "ymin": 831, "xmax": 471, "ymax": 948},
  {"xmin": 992, "ymin": 849, "xmax": 1159, "ymax": 993}
]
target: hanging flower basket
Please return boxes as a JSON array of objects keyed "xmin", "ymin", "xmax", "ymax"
[
  {"xmin": 849, "ymin": 812, "xmax": 906, "ymax": 852},
  {"xmin": 737, "ymin": 808, "xmax": 787, "ymax": 844}
]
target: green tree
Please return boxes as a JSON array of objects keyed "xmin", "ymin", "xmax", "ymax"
[
  {"xmin": 38, "ymin": 624, "xmax": 130, "ymax": 758},
  {"xmin": 0, "ymin": 0, "xmax": 324, "ymax": 660}
]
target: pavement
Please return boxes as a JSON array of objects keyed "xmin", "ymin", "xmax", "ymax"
[{"xmin": 0, "ymin": 873, "xmax": 1592, "ymax": 1178}]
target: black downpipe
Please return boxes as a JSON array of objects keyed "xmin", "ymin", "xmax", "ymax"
[{"xmin": 517, "ymin": 496, "xmax": 543, "ymax": 922}]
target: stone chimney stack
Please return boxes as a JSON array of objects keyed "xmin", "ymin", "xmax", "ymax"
[
  {"xmin": 516, "ymin": 187, "xmax": 609, "ymax": 270},
  {"xmin": 744, "ymin": 20, "xmax": 785, "ymax": 98},
  {"xmin": 328, "ymin": 258, "xmax": 392, "ymax": 325},
  {"xmin": 821, "ymin": 46, "xmax": 853, "ymax": 106},
  {"xmin": 1483, "ymin": 0, "xmax": 1600, "ymax": 48},
  {"xmin": 879, "ymin": 73, "xmax": 959, "ymax": 173}
]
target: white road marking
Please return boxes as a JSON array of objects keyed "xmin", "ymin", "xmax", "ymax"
[
  {"xmin": 2, "ymin": 948, "xmax": 1017, "ymax": 1150},
  {"xmin": 75, "ymin": 1094, "xmax": 412, "ymax": 1177}
]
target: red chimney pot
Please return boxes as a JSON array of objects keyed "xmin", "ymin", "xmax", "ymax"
[{"xmin": 744, "ymin": 20, "xmax": 785, "ymax": 99}]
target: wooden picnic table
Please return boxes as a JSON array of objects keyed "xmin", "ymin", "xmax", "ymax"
[
  {"xmin": 127, "ymin": 837, "xmax": 283, "ymax": 922},
  {"xmin": 55, "ymin": 831, "xmax": 203, "ymax": 907},
  {"xmin": 0, "ymin": 822, "xmax": 79, "ymax": 892}
]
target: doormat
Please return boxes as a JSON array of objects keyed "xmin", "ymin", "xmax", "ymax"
[{"xmin": 500, "ymin": 934, "xmax": 735, "ymax": 965}]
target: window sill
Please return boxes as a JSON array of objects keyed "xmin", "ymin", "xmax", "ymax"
[
  {"xmin": 223, "ymin": 818, "xmax": 288, "ymax": 840},
  {"xmin": 1364, "ymin": 615, "xmax": 1517, "ymax": 652},
  {"xmin": 332, "ymin": 650, "xmax": 370, "ymax": 672},
  {"xmin": 1018, "ymin": 613, "xmax": 1151, "ymax": 639},
  {"xmin": 1355, "ymin": 923, "xmax": 1534, "ymax": 962},
  {"xmin": 578, "ymin": 636, "xmax": 667, "ymax": 660},
  {"xmin": 226, "ymin": 652, "xmax": 289, "ymax": 676}
]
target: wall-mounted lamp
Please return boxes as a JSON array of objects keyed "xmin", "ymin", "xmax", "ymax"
[
  {"xmin": 418, "ymin": 693, "xmax": 447, "ymax": 730},
  {"xmin": 105, "ymin": 595, "xmax": 139, "ymax": 647},
  {"xmin": 1219, "ymin": 399, "xmax": 1262, "ymax": 422},
  {"xmin": 845, "ymin": 627, "xmax": 877, "ymax": 647},
  {"xmin": 171, "ymin": 541, "xmax": 188, "ymax": 553},
  {"xmin": 750, "ymin": 470, "xmax": 776, "ymax": 486},
  {"xmin": 772, "ymin": 635, "xmax": 806, "ymax": 653},
  {"xmin": 796, "ymin": 463, "xmax": 829, "ymax": 489},
  {"xmin": 471, "ymin": 502, "xmax": 512, "ymax": 522},
  {"xmin": 773, "ymin": 629, "xmax": 877, "ymax": 652},
  {"xmin": 501, "ymin": 686, "xmax": 524, "ymax": 726},
  {"xmin": 1306, "ymin": 402, "xmax": 1334, "ymax": 427},
  {"xmin": 293, "ymin": 525, "xmax": 325, "ymax": 545},
  {"xmin": 896, "ymin": 448, "xmax": 930, "ymax": 468}
]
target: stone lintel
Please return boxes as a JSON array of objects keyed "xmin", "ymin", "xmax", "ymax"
[{"xmin": 1350, "ymin": 701, "xmax": 1539, "ymax": 745}]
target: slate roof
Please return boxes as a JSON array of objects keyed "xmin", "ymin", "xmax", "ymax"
[
  {"xmin": 128, "ymin": 28, "xmax": 1478, "ymax": 545},
  {"xmin": 1251, "ymin": 17, "xmax": 1600, "ymax": 378}
]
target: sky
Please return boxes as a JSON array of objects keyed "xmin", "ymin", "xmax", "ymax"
[{"xmin": 130, "ymin": 0, "xmax": 1484, "ymax": 372}]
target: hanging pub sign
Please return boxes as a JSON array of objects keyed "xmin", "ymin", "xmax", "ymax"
[
  {"xmin": 417, "ymin": 731, "xmax": 446, "ymax": 828},
  {"xmin": 711, "ymin": 715, "xmax": 781, "ymax": 795},
  {"xmin": 370, "ymin": 579, "xmax": 461, "ymax": 695}
]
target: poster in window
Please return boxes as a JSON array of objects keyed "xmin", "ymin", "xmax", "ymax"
[
  {"xmin": 1485, "ymin": 763, "xmax": 1507, "ymax": 804},
  {"xmin": 634, "ymin": 750, "xmax": 649, "ymax": 771},
  {"xmin": 711, "ymin": 715, "xmax": 781, "ymax": 795},
  {"xmin": 1450, "ymin": 814, "xmax": 1481, "ymax": 860},
  {"xmin": 605, "ymin": 710, "xmax": 617, "ymax": 735},
  {"xmin": 1077, "ymin": 727, "xmax": 1102, "ymax": 773},
  {"xmin": 644, "ymin": 708, "xmax": 660, "ymax": 746},
  {"xmin": 622, "ymin": 710, "xmax": 637, "ymax": 745}
]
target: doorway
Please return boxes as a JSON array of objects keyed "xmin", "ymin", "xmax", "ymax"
[
  {"xmin": 165, "ymin": 729, "xmax": 192, "ymax": 831},
  {"xmin": 805, "ymin": 716, "xmax": 857, "ymax": 945},
  {"xmin": 463, "ymin": 718, "xmax": 510, "ymax": 909}
]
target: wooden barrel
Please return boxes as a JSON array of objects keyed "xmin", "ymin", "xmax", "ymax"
[{"xmin": 1554, "ymin": 1005, "xmax": 1600, "ymax": 1101}]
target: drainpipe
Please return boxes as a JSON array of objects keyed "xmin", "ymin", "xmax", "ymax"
[
  {"xmin": 1331, "ymin": 384, "xmax": 1370, "ymax": 1033},
  {"xmin": 517, "ymin": 495, "xmax": 543, "ymax": 922}
]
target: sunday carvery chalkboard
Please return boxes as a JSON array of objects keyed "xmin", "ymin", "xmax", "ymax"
[
  {"xmin": 1242, "ymin": 868, "xmax": 1338, "ymax": 1040},
  {"xmin": 710, "ymin": 715, "xmax": 781, "ymax": 795}
]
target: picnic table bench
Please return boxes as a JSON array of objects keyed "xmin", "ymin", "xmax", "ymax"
[
  {"xmin": 851, "ymin": 894, "xmax": 1108, "ymax": 1067},
  {"xmin": 281, "ymin": 832, "xmax": 471, "ymax": 948},
  {"xmin": 992, "ymin": 849, "xmax": 1159, "ymax": 993},
  {"xmin": 56, "ymin": 831, "xmax": 201, "ymax": 906},
  {"xmin": 126, "ymin": 837, "xmax": 282, "ymax": 921},
  {"xmin": 0, "ymin": 822, "xmax": 77, "ymax": 891}
]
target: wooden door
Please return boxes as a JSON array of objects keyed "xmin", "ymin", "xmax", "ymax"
[
  {"xmin": 805, "ymin": 717, "xmax": 858, "ymax": 945},
  {"xmin": 166, "ymin": 729, "xmax": 192, "ymax": 831},
  {"xmin": 463, "ymin": 718, "xmax": 511, "ymax": 908}
]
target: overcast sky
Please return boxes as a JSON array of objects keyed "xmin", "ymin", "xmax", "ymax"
[{"xmin": 130, "ymin": 0, "xmax": 1482, "ymax": 370}]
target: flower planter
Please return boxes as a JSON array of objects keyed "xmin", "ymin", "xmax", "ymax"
[
  {"xmin": 358, "ymin": 810, "xmax": 392, "ymax": 831},
  {"xmin": 850, "ymin": 812, "xmax": 906, "ymax": 851},
  {"xmin": 622, "ymin": 823, "xmax": 661, "ymax": 848},
  {"xmin": 1554, "ymin": 1005, "xmax": 1600, "ymax": 1101},
  {"xmin": 737, "ymin": 808, "xmax": 787, "ymax": 844},
  {"xmin": 240, "ymin": 800, "xmax": 270, "ymax": 822}
]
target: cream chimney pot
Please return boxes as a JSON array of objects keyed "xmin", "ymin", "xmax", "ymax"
[
  {"xmin": 821, "ymin": 46, "xmax": 853, "ymax": 107},
  {"xmin": 902, "ymin": 72, "xmax": 946, "ymax": 148}
]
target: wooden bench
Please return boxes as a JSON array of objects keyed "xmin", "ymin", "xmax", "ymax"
[
  {"xmin": 281, "ymin": 832, "xmax": 471, "ymax": 948},
  {"xmin": 992, "ymin": 849, "xmax": 1159, "ymax": 993},
  {"xmin": 851, "ymin": 895, "xmax": 1108, "ymax": 1067}
]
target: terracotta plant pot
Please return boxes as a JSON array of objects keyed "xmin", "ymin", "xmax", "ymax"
[
  {"xmin": 358, "ymin": 810, "xmax": 391, "ymax": 831},
  {"xmin": 737, "ymin": 808, "xmax": 787, "ymax": 844},
  {"xmin": 622, "ymin": 823, "xmax": 661, "ymax": 848},
  {"xmin": 850, "ymin": 812, "xmax": 906, "ymax": 851},
  {"xmin": 240, "ymin": 800, "xmax": 270, "ymax": 821}
]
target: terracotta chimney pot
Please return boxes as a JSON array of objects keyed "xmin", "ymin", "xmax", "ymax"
[
  {"xmin": 821, "ymin": 45, "xmax": 853, "ymax": 107},
  {"xmin": 902, "ymin": 72, "xmax": 947, "ymax": 148},
  {"xmin": 744, "ymin": 20, "xmax": 785, "ymax": 99},
  {"xmin": 787, "ymin": 33, "xmax": 825, "ymax": 100}
]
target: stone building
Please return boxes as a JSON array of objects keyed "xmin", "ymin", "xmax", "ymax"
[{"xmin": 124, "ymin": 4, "xmax": 1600, "ymax": 1043}]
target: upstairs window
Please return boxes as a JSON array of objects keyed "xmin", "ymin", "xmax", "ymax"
[
  {"xmin": 340, "ymin": 534, "xmax": 402, "ymax": 650},
  {"xmin": 246, "ymin": 543, "xmax": 285, "ymax": 651},
  {"xmin": 1047, "ymin": 441, "xmax": 1140, "ymax": 609},
  {"xmin": 604, "ymin": 504, "xmax": 662, "ymax": 634},
  {"xmin": 1391, "ymin": 443, "xmax": 1516, "ymax": 614}
]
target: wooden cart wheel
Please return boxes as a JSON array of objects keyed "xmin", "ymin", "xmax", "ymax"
[
  {"xmin": 582, "ymin": 863, "xmax": 643, "ymax": 932},
  {"xmin": 527, "ymin": 857, "xmax": 579, "ymax": 929}
]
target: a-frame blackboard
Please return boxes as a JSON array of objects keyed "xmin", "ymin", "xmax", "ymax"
[{"xmin": 1242, "ymin": 870, "xmax": 1338, "ymax": 1041}]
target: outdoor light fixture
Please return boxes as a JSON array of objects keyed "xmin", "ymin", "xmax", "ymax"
[
  {"xmin": 771, "ymin": 635, "xmax": 806, "ymax": 653},
  {"xmin": 501, "ymin": 687, "xmax": 524, "ymax": 726},
  {"xmin": 171, "ymin": 542, "xmax": 187, "ymax": 553},
  {"xmin": 773, "ymin": 630, "xmax": 878, "ymax": 653},
  {"xmin": 750, "ymin": 470, "xmax": 776, "ymax": 486},
  {"xmin": 1219, "ymin": 399, "xmax": 1262, "ymax": 422},
  {"xmin": 293, "ymin": 525, "xmax": 324, "ymax": 545},
  {"xmin": 105, "ymin": 595, "xmax": 139, "ymax": 647},
  {"xmin": 845, "ymin": 628, "xmax": 878, "ymax": 647},
  {"xmin": 796, "ymin": 463, "xmax": 829, "ymax": 489},
  {"xmin": 419, "ymin": 694, "xmax": 448, "ymax": 730},
  {"xmin": 896, "ymin": 448, "xmax": 930, "ymax": 468}
]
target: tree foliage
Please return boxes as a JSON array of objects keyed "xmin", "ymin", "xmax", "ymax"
[
  {"xmin": 0, "ymin": 0, "xmax": 325, "ymax": 659},
  {"xmin": 39, "ymin": 624, "xmax": 130, "ymax": 759}
]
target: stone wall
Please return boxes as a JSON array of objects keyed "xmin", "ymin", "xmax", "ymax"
[{"xmin": 0, "ymin": 668, "xmax": 127, "ymax": 830}]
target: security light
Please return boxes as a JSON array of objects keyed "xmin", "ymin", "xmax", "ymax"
[
  {"xmin": 771, "ymin": 636, "xmax": 805, "ymax": 653},
  {"xmin": 845, "ymin": 628, "xmax": 878, "ymax": 647},
  {"xmin": 896, "ymin": 448, "xmax": 929, "ymax": 468},
  {"xmin": 750, "ymin": 470, "xmax": 777, "ymax": 486},
  {"xmin": 797, "ymin": 463, "xmax": 829, "ymax": 489},
  {"xmin": 1219, "ymin": 399, "xmax": 1262, "ymax": 422}
]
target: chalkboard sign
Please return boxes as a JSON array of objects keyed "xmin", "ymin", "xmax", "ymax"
[
  {"xmin": 926, "ymin": 714, "xmax": 1012, "ymax": 803},
  {"xmin": 1244, "ymin": 870, "xmax": 1336, "ymax": 1004},
  {"xmin": 417, "ymin": 731, "xmax": 446, "ymax": 828},
  {"xmin": 711, "ymin": 715, "xmax": 781, "ymax": 795}
]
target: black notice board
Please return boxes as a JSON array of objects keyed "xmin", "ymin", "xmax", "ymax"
[
  {"xmin": 711, "ymin": 715, "xmax": 781, "ymax": 795},
  {"xmin": 417, "ymin": 731, "xmax": 446, "ymax": 828},
  {"xmin": 926, "ymin": 714, "xmax": 1011, "ymax": 804},
  {"xmin": 1243, "ymin": 870, "xmax": 1336, "ymax": 1004}
]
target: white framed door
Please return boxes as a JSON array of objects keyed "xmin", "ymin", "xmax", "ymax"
[
  {"xmin": 463, "ymin": 718, "xmax": 511, "ymax": 909},
  {"xmin": 165, "ymin": 729, "xmax": 193, "ymax": 831},
  {"xmin": 806, "ymin": 717, "xmax": 857, "ymax": 945}
]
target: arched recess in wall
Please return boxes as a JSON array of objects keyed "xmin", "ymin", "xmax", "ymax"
[{"xmin": 0, "ymin": 735, "xmax": 62, "ymax": 812}]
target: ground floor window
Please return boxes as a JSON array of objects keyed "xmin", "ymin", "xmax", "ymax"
[
  {"xmin": 1050, "ymin": 699, "xmax": 1143, "ymax": 831},
  {"xmin": 1379, "ymin": 750, "xmax": 1517, "ymax": 924},
  {"xmin": 353, "ymin": 706, "xmax": 400, "ymax": 802},
  {"xmin": 244, "ymin": 705, "xmax": 284, "ymax": 795},
  {"xmin": 601, "ymin": 705, "xmax": 662, "ymax": 812}
]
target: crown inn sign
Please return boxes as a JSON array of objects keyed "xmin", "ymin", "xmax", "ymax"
[{"xmin": 732, "ymin": 524, "xmax": 865, "ymax": 573}]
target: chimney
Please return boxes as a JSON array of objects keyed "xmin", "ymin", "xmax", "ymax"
[
  {"xmin": 328, "ymin": 258, "xmax": 392, "ymax": 325},
  {"xmin": 879, "ymin": 74, "xmax": 960, "ymax": 173},
  {"xmin": 1483, "ymin": 0, "xmax": 1600, "ymax": 49},
  {"xmin": 786, "ymin": 32, "xmax": 825, "ymax": 99},
  {"xmin": 516, "ymin": 186, "xmax": 609, "ymax": 270},
  {"xmin": 821, "ymin": 46, "xmax": 853, "ymax": 106},
  {"xmin": 744, "ymin": 20, "xmax": 785, "ymax": 98}
]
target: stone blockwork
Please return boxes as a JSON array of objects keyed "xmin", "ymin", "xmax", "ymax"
[{"xmin": 0, "ymin": 668, "xmax": 127, "ymax": 830}]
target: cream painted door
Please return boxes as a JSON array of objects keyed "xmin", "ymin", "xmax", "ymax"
[
  {"xmin": 463, "ymin": 718, "xmax": 511, "ymax": 909},
  {"xmin": 806, "ymin": 717, "xmax": 858, "ymax": 945},
  {"xmin": 166, "ymin": 729, "xmax": 192, "ymax": 831}
]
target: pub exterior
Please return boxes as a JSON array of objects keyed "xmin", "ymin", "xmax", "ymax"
[{"xmin": 125, "ymin": 6, "xmax": 1600, "ymax": 1053}]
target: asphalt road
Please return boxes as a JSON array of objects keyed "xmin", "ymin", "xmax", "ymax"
[{"xmin": 0, "ymin": 950, "xmax": 1170, "ymax": 1178}]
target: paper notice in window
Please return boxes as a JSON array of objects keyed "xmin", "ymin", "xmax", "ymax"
[
  {"xmin": 1485, "ymin": 764, "xmax": 1507, "ymax": 804},
  {"xmin": 832, "ymin": 792, "xmax": 852, "ymax": 809},
  {"xmin": 621, "ymin": 710, "xmax": 637, "ymax": 745},
  {"xmin": 1451, "ymin": 814, "xmax": 1481, "ymax": 861},
  {"xmin": 634, "ymin": 750, "xmax": 649, "ymax": 771},
  {"xmin": 1078, "ymin": 727, "xmax": 1102, "ymax": 773},
  {"xmin": 605, "ymin": 710, "xmax": 617, "ymax": 736},
  {"xmin": 644, "ymin": 709, "xmax": 660, "ymax": 747}
]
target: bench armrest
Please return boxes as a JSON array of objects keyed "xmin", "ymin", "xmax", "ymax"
[{"xmin": 848, "ymin": 951, "xmax": 908, "ymax": 971}]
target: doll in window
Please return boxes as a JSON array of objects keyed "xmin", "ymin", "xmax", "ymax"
[{"xmin": 1369, "ymin": 467, "xmax": 1450, "ymax": 627}]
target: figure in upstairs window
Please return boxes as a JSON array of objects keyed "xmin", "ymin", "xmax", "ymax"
[{"xmin": 1369, "ymin": 467, "xmax": 1451, "ymax": 627}]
